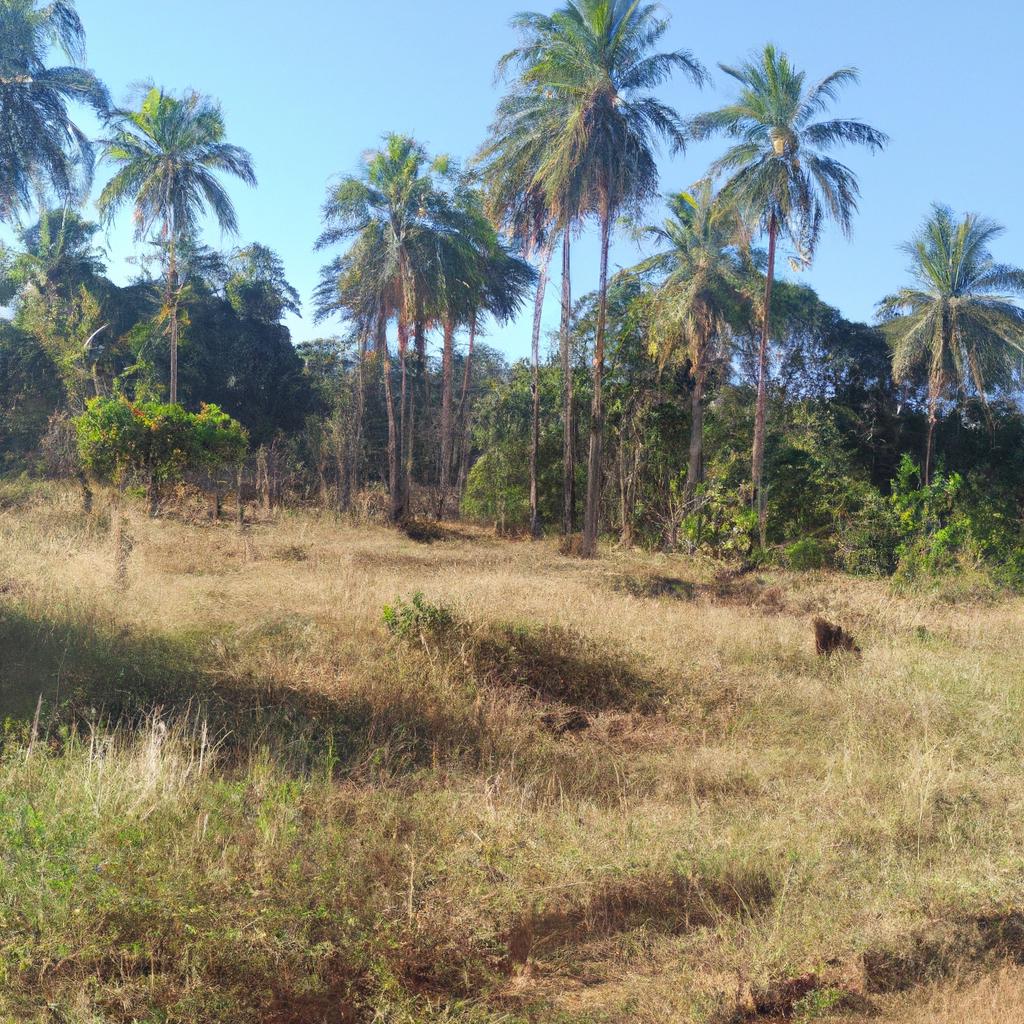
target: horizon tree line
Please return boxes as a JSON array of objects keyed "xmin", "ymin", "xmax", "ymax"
[{"xmin": 3, "ymin": 0, "xmax": 1024, "ymax": 555}]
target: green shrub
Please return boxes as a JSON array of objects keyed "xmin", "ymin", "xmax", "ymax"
[
  {"xmin": 786, "ymin": 538, "xmax": 828, "ymax": 571},
  {"xmin": 382, "ymin": 592, "xmax": 457, "ymax": 644},
  {"xmin": 75, "ymin": 397, "xmax": 248, "ymax": 509}
]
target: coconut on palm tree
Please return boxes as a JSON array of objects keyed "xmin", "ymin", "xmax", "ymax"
[
  {"xmin": 690, "ymin": 44, "xmax": 886, "ymax": 544},
  {"xmin": 878, "ymin": 204, "xmax": 1024, "ymax": 484},
  {"xmin": 632, "ymin": 181, "xmax": 755, "ymax": 512},
  {"xmin": 498, "ymin": 0, "xmax": 706, "ymax": 556},
  {"xmin": 0, "ymin": 0, "xmax": 108, "ymax": 219},
  {"xmin": 98, "ymin": 86, "xmax": 256, "ymax": 404}
]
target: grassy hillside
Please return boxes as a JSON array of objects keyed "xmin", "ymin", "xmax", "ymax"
[{"xmin": 1, "ymin": 482, "xmax": 1023, "ymax": 1023}]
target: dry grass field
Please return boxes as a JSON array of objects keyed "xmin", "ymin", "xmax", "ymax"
[{"xmin": 1, "ymin": 480, "xmax": 1024, "ymax": 1022}]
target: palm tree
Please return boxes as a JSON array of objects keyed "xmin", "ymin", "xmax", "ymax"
[
  {"xmin": 878, "ymin": 205, "xmax": 1024, "ymax": 484},
  {"xmin": 12, "ymin": 205, "xmax": 105, "ymax": 296},
  {"xmin": 98, "ymin": 86, "xmax": 256, "ymax": 404},
  {"xmin": 444, "ymin": 209, "xmax": 536, "ymax": 517},
  {"xmin": 501, "ymin": 0, "xmax": 707, "ymax": 556},
  {"xmin": 691, "ymin": 44, "xmax": 886, "ymax": 544},
  {"xmin": 0, "ymin": 0, "xmax": 108, "ymax": 220},
  {"xmin": 478, "ymin": 85, "xmax": 564, "ymax": 539},
  {"xmin": 632, "ymin": 182, "xmax": 754, "ymax": 510},
  {"xmin": 317, "ymin": 136, "xmax": 453, "ymax": 521}
]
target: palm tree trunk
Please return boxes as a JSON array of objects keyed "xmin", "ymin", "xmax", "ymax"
[
  {"xmin": 581, "ymin": 209, "xmax": 612, "ymax": 558},
  {"xmin": 437, "ymin": 319, "xmax": 456, "ymax": 518},
  {"xmin": 560, "ymin": 229, "xmax": 575, "ymax": 537},
  {"xmin": 752, "ymin": 212, "xmax": 778, "ymax": 549},
  {"xmin": 167, "ymin": 227, "xmax": 179, "ymax": 405},
  {"xmin": 455, "ymin": 316, "xmax": 477, "ymax": 505},
  {"xmin": 396, "ymin": 316, "xmax": 412, "ymax": 518},
  {"xmin": 379, "ymin": 316, "xmax": 402, "ymax": 523},
  {"xmin": 345, "ymin": 333, "xmax": 367, "ymax": 511},
  {"xmin": 530, "ymin": 237, "xmax": 556, "ymax": 539},
  {"xmin": 404, "ymin": 351, "xmax": 415, "ymax": 512},
  {"xmin": 683, "ymin": 365, "xmax": 706, "ymax": 510},
  {"xmin": 924, "ymin": 384, "xmax": 938, "ymax": 487}
]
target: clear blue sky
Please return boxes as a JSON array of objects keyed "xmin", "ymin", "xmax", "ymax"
[{"xmin": 68, "ymin": 0, "xmax": 1021, "ymax": 362}]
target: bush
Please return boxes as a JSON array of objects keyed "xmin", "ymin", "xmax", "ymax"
[
  {"xmin": 786, "ymin": 538, "xmax": 828, "ymax": 571},
  {"xmin": 382, "ymin": 592, "xmax": 457, "ymax": 644},
  {"xmin": 75, "ymin": 397, "xmax": 248, "ymax": 510}
]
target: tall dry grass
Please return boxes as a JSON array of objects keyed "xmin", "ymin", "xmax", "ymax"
[{"xmin": 1, "ymin": 480, "xmax": 1024, "ymax": 1022}]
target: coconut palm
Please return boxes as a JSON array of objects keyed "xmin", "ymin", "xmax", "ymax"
[
  {"xmin": 0, "ymin": 0, "xmax": 108, "ymax": 220},
  {"xmin": 98, "ymin": 86, "xmax": 256, "ymax": 404},
  {"xmin": 478, "ymin": 86, "xmax": 565, "ymax": 538},
  {"xmin": 445, "ymin": 210, "xmax": 537, "ymax": 517},
  {"xmin": 500, "ymin": 0, "xmax": 707, "ymax": 556},
  {"xmin": 878, "ymin": 205, "xmax": 1024, "ymax": 484},
  {"xmin": 316, "ymin": 222, "xmax": 405, "ymax": 520},
  {"xmin": 690, "ymin": 44, "xmax": 886, "ymax": 543},
  {"xmin": 431, "ymin": 176, "xmax": 535, "ymax": 518},
  {"xmin": 632, "ymin": 182, "xmax": 755, "ymax": 510},
  {"xmin": 12, "ymin": 205, "xmax": 105, "ymax": 296},
  {"xmin": 317, "ymin": 135, "xmax": 454, "ymax": 521}
]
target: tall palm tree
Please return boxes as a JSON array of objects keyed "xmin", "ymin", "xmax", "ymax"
[
  {"xmin": 502, "ymin": 0, "xmax": 707, "ymax": 556},
  {"xmin": 632, "ymin": 182, "xmax": 754, "ymax": 510},
  {"xmin": 98, "ymin": 86, "xmax": 256, "ymax": 404},
  {"xmin": 445, "ymin": 210, "xmax": 537, "ymax": 516},
  {"xmin": 0, "ymin": 0, "xmax": 108, "ymax": 220},
  {"xmin": 691, "ymin": 44, "xmax": 886, "ymax": 544},
  {"xmin": 316, "ymin": 225, "xmax": 404, "ymax": 520},
  {"xmin": 478, "ymin": 85, "xmax": 564, "ymax": 539},
  {"xmin": 317, "ymin": 135, "xmax": 452, "ymax": 521},
  {"xmin": 878, "ymin": 205, "xmax": 1024, "ymax": 484}
]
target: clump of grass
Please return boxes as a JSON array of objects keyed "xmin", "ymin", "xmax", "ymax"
[{"xmin": 384, "ymin": 592, "xmax": 665, "ymax": 714}]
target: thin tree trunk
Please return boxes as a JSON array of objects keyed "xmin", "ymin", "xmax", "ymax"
[
  {"xmin": 560, "ymin": 229, "xmax": 575, "ymax": 537},
  {"xmin": 752, "ymin": 212, "xmax": 778, "ymax": 549},
  {"xmin": 404, "ymin": 351, "xmax": 415, "ymax": 513},
  {"xmin": 455, "ymin": 316, "xmax": 477, "ymax": 505},
  {"xmin": 397, "ymin": 317, "xmax": 411, "ymax": 519},
  {"xmin": 167, "ymin": 226, "xmax": 179, "ymax": 405},
  {"xmin": 530, "ymin": 238, "xmax": 556, "ymax": 539},
  {"xmin": 924, "ymin": 387, "xmax": 938, "ymax": 487},
  {"xmin": 581, "ymin": 209, "xmax": 612, "ymax": 558},
  {"xmin": 380, "ymin": 316, "xmax": 402, "ymax": 523},
  {"xmin": 345, "ymin": 333, "xmax": 366, "ymax": 510},
  {"xmin": 682, "ymin": 364, "xmax": 706, "ymax": 510},
  {"xmin": 437, "ymin": 319, "xmax": 456, "ymax": 518},
  {"xmin": 618, "ymin": 443, "xmax": 634, "ymax": 548}
]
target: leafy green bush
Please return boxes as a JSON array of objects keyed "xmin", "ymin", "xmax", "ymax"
[
  {"xmin": 75, "ymin": 397, "xmax": 248, "ymax": 508},
  {"xmin": 382, "ymin": 592, "xmax": 457, "ymax": 644},
  {"xmin": 786, "ymin": 538, "xmax": 828, "ymax": 571}
]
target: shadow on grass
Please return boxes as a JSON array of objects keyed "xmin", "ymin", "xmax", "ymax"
[
  {"xmin": 463, "ymin": 621, "xmax": 667, "ymax": 714},
  {"xmin": 506, "ymin": 862, "xmax": 777, "ymax": 967},
  {"xmin": 0, "ymin": 602, "xmax": 477, "ymax": 777}
]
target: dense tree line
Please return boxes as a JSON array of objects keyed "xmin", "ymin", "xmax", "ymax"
[{"xmin": 2, "ymin": 0, "xmax": 1024, "ymax": 586}]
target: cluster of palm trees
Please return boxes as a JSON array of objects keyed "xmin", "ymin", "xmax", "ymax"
[
  {"xmin": 0, "ymin": 1, "xmax": 257, "ymax": 407},
  {"xmin": 7, "ymin": 0, "xmax": 1024, "ymax": 551},
  {"xmin": 316, "ymin": 2, "xmax": 888, "ymax": 551},
  {"xmin": 313, "ymin": 138, "xmax": 536, "ymax": 522}
]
